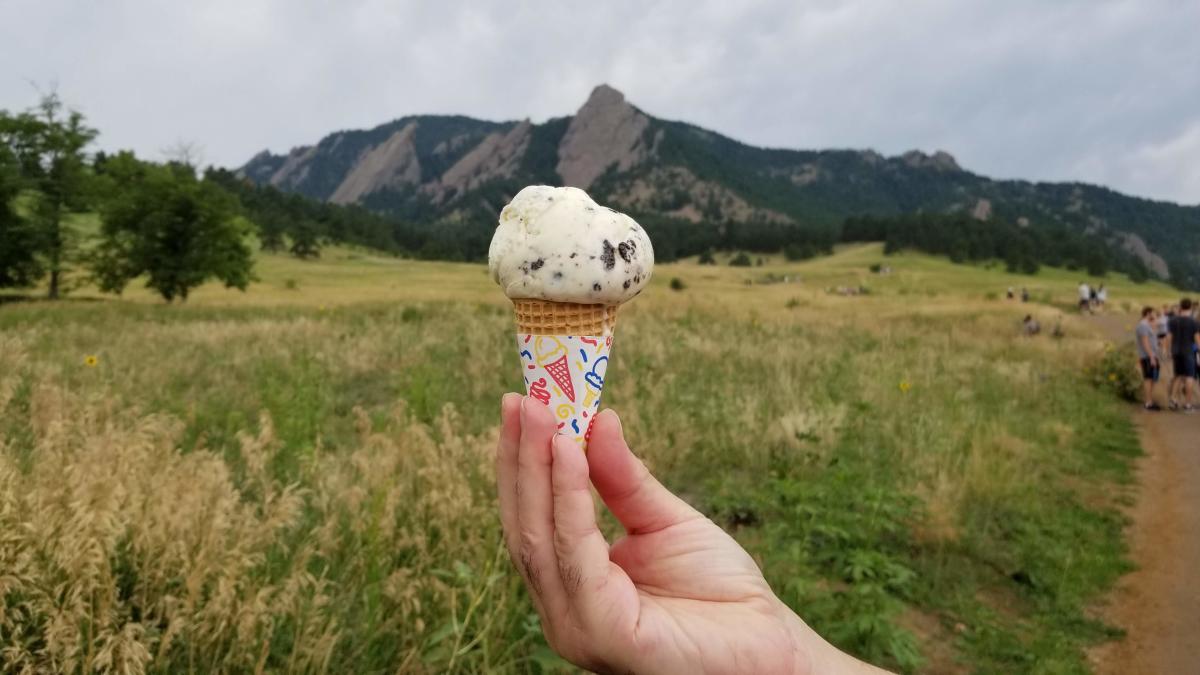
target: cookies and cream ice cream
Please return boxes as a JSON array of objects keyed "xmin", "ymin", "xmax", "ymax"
[{"xmin": 488, "ymin": 186, "xmax": 653, "ymax": 305}]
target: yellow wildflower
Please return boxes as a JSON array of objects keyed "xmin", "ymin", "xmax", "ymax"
[
  {"xmin": 84, "ymin": 355, "xmax": 98, "ymax": 367},
  {"xmin": 899, "ymin": 380, "xmax": 912, "ymax": 393}
]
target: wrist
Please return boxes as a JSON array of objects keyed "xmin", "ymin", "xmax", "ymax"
[
  {"xmin": 781, "ymin": 603, "xmax": 893, "ymax": 675},
  {"xmin": 780, "ymin": 604, "xmax": 840, "ymax": 675}
]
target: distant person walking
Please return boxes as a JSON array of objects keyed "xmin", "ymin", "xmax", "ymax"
[
  {"xmin": 1097, "ymin": 284, "xmax": 1107, "ymax": 309},
  {"xmin": 1166, "ymin": 298, "xmax": 1200, "ymax": 411},
  {"xmin": 1020, "ymin": 287, "xmax": 1030, "ymax": 303},
  {"xmin": 1136, "ymin": 306, "xmax": 1162, "ymax": 411},
  {"xmin": 1023, "ymin": 315, "xmax": 1041, "ymax": 336},
  {"xmin": 1079, "ymin": 281, "xmax": 1091, "ymax": 313},
  {"xmin": 1158, "ymin": 306, "xmax": 1171, "ymax": 355}
]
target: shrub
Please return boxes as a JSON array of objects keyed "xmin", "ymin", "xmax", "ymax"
[
  {"xmin": 729, "ymin": 252, "xmax": 753, "ymax": 267},
  {"xmin": 669, "ymin": 277, "xmax": 686, "ymax": 291},
  {"xmin": 698, "ymin": 250, "xmax": 717, "ymax": 265},
  {"xmin": 1087, "ymin": 343, "xmax": 1141, "ymax": 402},
  {"xmin": 784, "ymin": 243, "xmax": 821, "ymax": 261},
  {"xmin": 869, "ymin": 263, "xmax": 882, "ymax": 273}
]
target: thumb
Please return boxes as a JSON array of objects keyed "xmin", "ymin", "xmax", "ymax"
[{"xmin": 586, "ymin": 409, "xmax": 701, "ymax": 535}]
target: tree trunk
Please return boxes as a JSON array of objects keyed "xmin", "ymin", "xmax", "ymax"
[{"xmin": 48, "ymin": 269, "xmax": 60, "ymax": 300}]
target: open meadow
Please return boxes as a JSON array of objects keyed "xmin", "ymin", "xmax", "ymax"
[{"xmin": 0, "ymin": 243, "xmax": 1176, "ymax": 673}]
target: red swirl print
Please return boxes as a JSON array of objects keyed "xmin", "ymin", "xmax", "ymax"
[{"xmin": 528, "ymin": 377, "xmax": 551, "ymax": 405}]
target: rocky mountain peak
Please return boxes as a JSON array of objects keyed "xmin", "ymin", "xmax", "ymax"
[
  {"xmin": 900, "ymin": 149, "xmax": 961, "ymax": 172},
  {"xmin": 556, "ymin": 84, "xmax": 654, "ymax": 189}
]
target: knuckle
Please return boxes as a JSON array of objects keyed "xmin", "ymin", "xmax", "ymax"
[{"xmin": 519, "ymin": 527, "xmax": 542, "ymax": 552}]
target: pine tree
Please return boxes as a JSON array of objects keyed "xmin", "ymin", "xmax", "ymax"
[{"xmin": 0, "ymin": 93, "xmax": 98, "ymax": 298}]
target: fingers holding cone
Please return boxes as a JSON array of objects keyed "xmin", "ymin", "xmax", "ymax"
[
  {"xmin": 499, "ymin": 397, "xmax": 642, "ymax": 651},
  {"xmin": 586, "ymin": 409, "xmax": 703, "ymax": 535},
  {"xmin": 514, "ymin": 398, "xmax": 573, "ymax": 630}
]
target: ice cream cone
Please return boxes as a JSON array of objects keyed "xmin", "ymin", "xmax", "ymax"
[
  {"xmin": 512, "ymin": 298, "xmax": 619, "ymax": 336},
  {"xmin": 513, "ymin": 299, "xmax": 616, "ymax": 449},
  {"xmin": 492, "ymin": 187, "xmax": 653, "ymax": 450}
]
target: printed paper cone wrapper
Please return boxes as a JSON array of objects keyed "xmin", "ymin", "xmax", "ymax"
[{"xmin": 516, "ymin": 333, "xmax": 613, "ymax": 449}]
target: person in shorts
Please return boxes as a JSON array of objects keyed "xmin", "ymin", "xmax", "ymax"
[
  {"xmin": 1136, "ymin": 306, "xmax": 1161, "ymax": 410},
  {"xmin": 1078, "ymin": 281, "xmax": 1091, "ymax": 312},
  {"xmin": 1166, "ymin": 298, "xmax": 1200, "ymax": 411},
  {"xmin": 1157, "ymin": 305, "xmax": 1171, "ymax": 355}
]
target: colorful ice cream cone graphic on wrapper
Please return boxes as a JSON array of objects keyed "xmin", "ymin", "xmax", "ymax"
[{"xmin": 489, "ymin": 186, "xmax": 654, "ymax": 449}]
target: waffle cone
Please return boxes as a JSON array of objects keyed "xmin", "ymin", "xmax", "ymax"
[{"xmin": 512, "ymin": 299, "xmax": 619, "ymax": 336}]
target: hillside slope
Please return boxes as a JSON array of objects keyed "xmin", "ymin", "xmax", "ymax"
[{"xmin": 239, "ymin": 85, "xmax": 1200, "ymax": 287}]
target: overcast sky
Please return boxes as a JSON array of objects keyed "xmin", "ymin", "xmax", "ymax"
[{"xmin": 3, "ymin": 0, "xmax": 1198, "ymax": 204}]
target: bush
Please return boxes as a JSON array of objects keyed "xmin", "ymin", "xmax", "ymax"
[
  {"xmin": 669, "ymin": 277, "xmax": 686, "ymax": 291},
  {"xmin": 729, "ymin": 252, "xmax": 753, "ymax": 267},
  {"xmin": 698, "ymin": 250, "xmax": 717, "ymax": 265},
  {"xmin": 869, "ymin": 263, "xmax": 882, "ymax": 273},
  {"xmin": 784, "ymin": 242, "xmax": 829, "ymax": 261},
  {"xmin": 1087, "ymin": 343, "xmax": 1141, "ymax": 402}
]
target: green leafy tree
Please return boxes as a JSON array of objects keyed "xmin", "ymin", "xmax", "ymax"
[
  {"xmin": 0, "ymin": 93, "xmax": 98, "ymax": 298},
  {"xmin": 289, "ymin": 219, "xmax": 322, "ymax": 259},
  {"xmin": 0, "ymin": 143, "xmax": 42, "ymax": 287},
  {"xmin": 93, "ymin": 153, "xmax": 254, "ymax": 302},
  {"xmin": 729, "ymin": 252, "xmax": 752, "ymax": 267}
]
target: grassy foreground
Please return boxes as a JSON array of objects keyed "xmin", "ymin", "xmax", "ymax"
[{"xmin": 0, "ymin": 244, "xmax": 1169, "ymax": 673}]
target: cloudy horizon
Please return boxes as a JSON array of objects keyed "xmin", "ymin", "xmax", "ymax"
[{"xmin": 3, "ymin": 0, "xmax": 1198, "ymax": 205}]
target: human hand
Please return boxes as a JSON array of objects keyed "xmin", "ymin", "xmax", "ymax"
[{"xmin": 495, "ymin": 394, "xmax": 889, "ymax": 675}]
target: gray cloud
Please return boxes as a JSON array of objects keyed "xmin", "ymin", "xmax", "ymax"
[{"xmin": 2, "ymin": 0, "xmax": 1197, "ymax": 203}]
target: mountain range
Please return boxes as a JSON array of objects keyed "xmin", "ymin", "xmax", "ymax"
[{"xmin": 238, "ymin": 85, "xmax": 1200, "ymax": 287}]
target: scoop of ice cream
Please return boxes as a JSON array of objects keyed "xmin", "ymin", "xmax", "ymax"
[{"xmin": 489, "ymin": 185, "xmax": 654, "ymax": 305}]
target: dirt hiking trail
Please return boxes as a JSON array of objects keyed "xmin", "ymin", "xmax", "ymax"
[{"xmin": 1087, "ymin": 313, "xmax": 1200, "ymax": 675}]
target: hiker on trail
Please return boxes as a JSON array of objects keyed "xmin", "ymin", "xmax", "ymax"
[
  {"xmin": 1021, "ymin": 287, "xmax": 1030, "ymax": 303},
  {"xmin": 1165, "ymin": 298, "xmax": 1200, "ymax": 411},
  {"xmin": 1023, "ymin": 315, "xmax": 1041, "ymax": 336},
  {"xmin": 1097, "ymin": 284, "xmax": 1107, "ymax": 309},
  {"xmin": 1158, "ymin": 306, "xmax": 1171, "ymax": 355},
  {"xmin": 1079, "ymin": 282, "xmax": 1091, "ymax": 313},
  {"xmin": 1136, "ymin": 306, "xmax": 1162, "ymax": 411},
  {"xmin": 1007, "ymin": 287, "xmax": 1015, "ymax": 300}
]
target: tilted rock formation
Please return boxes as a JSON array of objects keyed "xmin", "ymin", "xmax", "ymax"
[
  {"xmin": 556, "ymin": 84, "xmax": 653, "ymax": 189},
  {"xmin": 330, "ymin": 122, "xmax": 421, "ymax": 204},
  {"xmin": 432, "ymin": 120, "xmax": 532, "ymax": 200}
]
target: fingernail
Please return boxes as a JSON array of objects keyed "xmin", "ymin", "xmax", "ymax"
[{"xmin": 551, "ymin": 433, "xmax": 571, "ymax": 457}]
